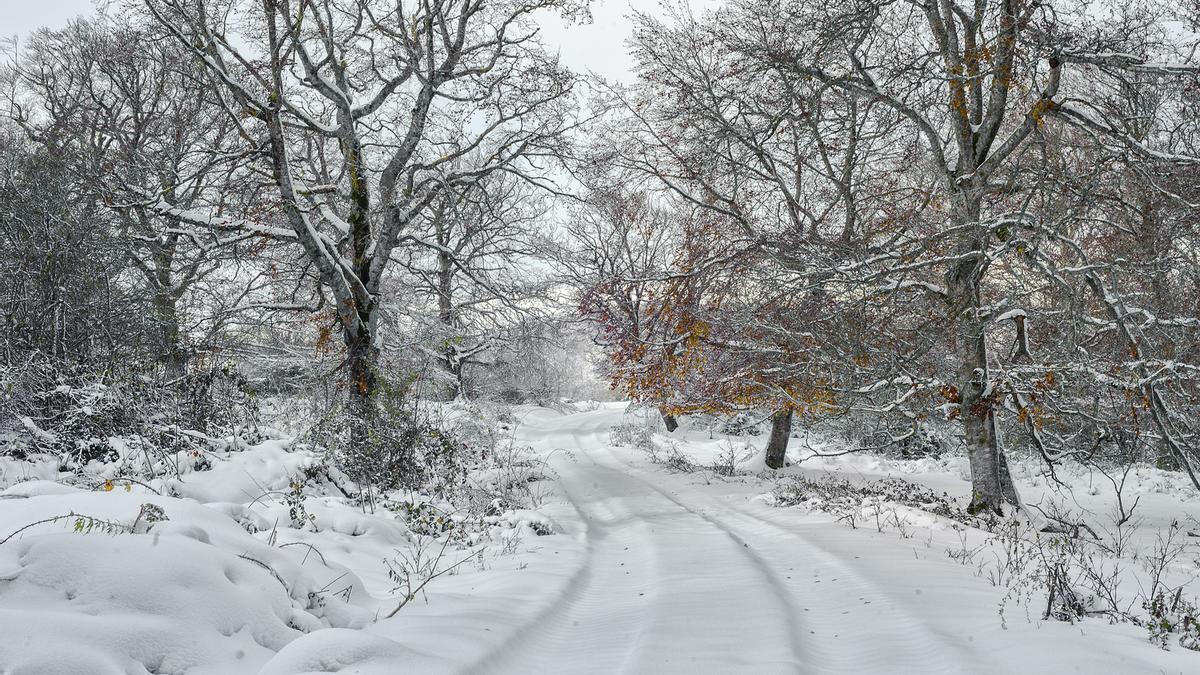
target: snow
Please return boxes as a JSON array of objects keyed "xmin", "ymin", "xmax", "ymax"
[
  {"xmin": 161, "ymin": 439, "xmax": 321, "ymax": 504},
  {"xmin": 259, "ymin": 630, "xmax": 426, "ymax": 675},
  {"xmin": 993, "ymin": 308, "xmax": 1028, "ymax": 322},
  {"xmin": 0, "ymin": 492, "xmax": 333, "ymax": 673},
  {"xmin": 479, "ymin": 406, "xmax": 1200, "ymax": 673},
  {"xmin": 0, "ymin": 412, "xmax": 589, "ymax": 673},
  {"xmin": 1, "ymin": 404, "xmax": 1198, "ymax": 672}
]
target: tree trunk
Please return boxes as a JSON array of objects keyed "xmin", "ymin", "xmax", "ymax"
[
  {"xmin": 660, "ymin": 408, "xmax": 679, "ymax": 433},
  {"xmin": 255, "ymin": 22, "xmax": 386, "ymax": 477},
  {"xmin": 998, "ymin": 445, "xmax": 1021, "ymax": 505},
  {"xmin": 947, "ymin": 197, "xmax": 1019, "ymax": 515},
  {"xmin": 154, "ymin": 290, "xmax": 186, "ymax": 378},
  {"xmin": 1136, "ymin": 196, "xmax": 1179, "ymax": 469},
  {"xmin": 147, "ymin": 233, "xmax": 186, "ymax": 378},
  {"xmin": 436, "ymin": 250, "xmax": 462, "ymax": 400},
  {"xmin": 950, "ymin": 239, "xmax": 1017, "ymax": 511},
  {"xmin": 957, "ymin": 328, "xmax": 1013, "ymax": 514},
  {"xmin": 345, "ymin": 323, "xmax": 380, "ymax": 456},
  {"xmin": 765, "ymin": 408, "xmax": 793, "ymax": 469}
]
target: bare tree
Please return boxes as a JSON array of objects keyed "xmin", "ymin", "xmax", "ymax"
[
  {"xmin": 10, "ymin": 19, "xmax": 254, "ymax": 376},
  {"xmin": 398, "ymin": 167, "xmax": 554, "ymax": 399},
  {"xmin": 0, "ymin": 121, "xmax": 150, "ymax": 368},
  {"xmin": 139, "ymin": 0, "xmax": 581, "ymax": 455}
]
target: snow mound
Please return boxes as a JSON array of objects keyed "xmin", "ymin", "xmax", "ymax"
[
  {"xmin": 0, "ymin": 490, "xmax": 375, "ymax": 674},
  {"xmin": 1, "ymin": 480, "xmax": 83, "ymax": 497},
  {"xmin": 164, "ymin": 440, "xmax": 324, "ymax": 504},
  {"xmin": 259, "ymin": 628, "xmax": 434, "ymax": 674},
  {"xmin": 0, "ymin": 532, "xmax": 299, "ymax": 673}
]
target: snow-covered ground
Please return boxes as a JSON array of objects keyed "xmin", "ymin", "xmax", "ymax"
[{"xmin": 2, "ymin": 404, "xmax": 1198, "ymax": 673}]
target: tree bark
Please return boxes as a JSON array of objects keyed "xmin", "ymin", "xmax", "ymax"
[
  {"xmin": 660, "ymin": 409, "xmax": 679, "ymax": 433},
  {"xmin": 1135, "ymin": 196, "xmax": 1179, "ymax": 470},
  {"xmin": 946, "ymin": 203, "xmax": 1019, "ymax": 515},
  {"xmin": 345, "ymin": 322, "xmax": 379, "ymax": 455},
  {"xmin": 436, "ymin": 247, "xmax": 463, "ymax": 400},
  {"xmin": 153, "ymin": 289, "xmax": 186, "ymax": 378},
  {"xmin": 765, "ymin": 408, "xmax": 793, "ymax": 469},
  {"xmin": 142, "ymin": 230, "xmax": 188, "ymax": 378}
]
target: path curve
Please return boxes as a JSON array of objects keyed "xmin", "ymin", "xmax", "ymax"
[{"xmin": 463, "ymin": 408, "xmax": 978, "ymax": 674}]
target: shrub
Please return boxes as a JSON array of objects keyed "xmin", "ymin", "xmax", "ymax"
[
  {"xmin": 642, "ymin": 440, "xmax": 698, "ymax": 473},
  {"xmin": 609, "ymin": 422, "xmax": 653, "ymax": 450},
  {"xmin": 772, "ymin": 474, "xmax": 972, "ymax": 524},
  {"xmin": 2, "ymin": 356, "xmax": 262, "ymax": 475},
  {"xmin": 708, "ymin": 441, "xmax": 755, "ymax": 477},
  {"xmin": 1146, "ymin": 591, "xmax": 1200, "ymax": 651},
  {"xmin": 331, "ymin": 410, "xmax": 461, "ymax": 493},
  {"xmin": 391, "ymin": 498, "xmax": 457, "ymax": 537},
  {"xmin": 717, "ymin": 413, "xmax": 762, "ymax": 437}
]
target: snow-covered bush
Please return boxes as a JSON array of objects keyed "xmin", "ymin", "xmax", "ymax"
[
  {"xmin": 708, "ymin": 441, "xmax": 756, "ymax": 477},
  {"xmin": 643, "ymin": 439, "xmax": 699, "ymax": 473},
  {"xmin": 2, "ymin": 357, "xmax": 263, "ymax": 479},
  {"xmin": 935, "ymin": 497, "xmax": 1200, "ymax": 651},
  {"xmin": 717, "ymin": 412, "xmax": 763, "ymax": 437},
  {"xmin": 609, "ymin": 421, "xmax": 653, "ymax": 450},
  {"xmin": 382, "ymin": 535, "xmax": 487, "ymax": 619},
  {"xmin": 389, "ymin": 498, "xmax": 456, "ymax": 537},
  {"xmin": 311, "ymin": 391, "xmax": 459, "ymax": 494},
  {"xmin": 310, "ymin": 396, "xmax": 555, "ymax": 542},
  {"xmin": 464, "ymin": 442, "xmax": 554, "ymax": 510},
  {"xmin": 448, "ymin": 401, "xmax": 518, "ymax": 457},
  {"xmin": 448, "ymin": 404, "xmax": 557, "ymax": 514},
  {"xmin": 177, "ymin": 362, "xmax": 264, "ymax": 439},
  {"xmin": 1146, "ymin": 591, "xmax": 1200, "ymax": 651},
  {"xmin": 772, "ymin": 474, "xmax": 971, "ymax": 525},
  {"xmin": 893, "ymin": 423, "xmax": 951, "ymax": 458}
]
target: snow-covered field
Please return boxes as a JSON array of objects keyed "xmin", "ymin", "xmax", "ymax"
[{"xmin": 2, "ymin": 403, "xmax": 1198, "ymax": 673}]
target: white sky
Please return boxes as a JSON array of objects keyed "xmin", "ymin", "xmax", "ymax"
[
  {"xmin": 539, "ymin": 0, "xmax": 714, "ymax": 83},
  {"xmin": 0, "ymin": 0, "xmax": 95, "ymax": 39},
  {"xmin": 0, "ymin": 0, "xmax": 718, "ymax": 83}
]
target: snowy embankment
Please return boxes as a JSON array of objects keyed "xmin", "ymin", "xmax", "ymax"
[
  {"xmin": 2, "ymin": 403, "xmax": 1199, "ymax": 673},
  {"xmin": 0, "ymin": 418, "xmax": 585, "ymax": 675}
]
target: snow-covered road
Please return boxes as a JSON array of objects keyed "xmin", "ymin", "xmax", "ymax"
[
  {"xmin": 451, "ymin": 405, "xmax": 1194, "ymax": 675},
  {"xmin": 465, "ymin": 408, "xmax": 973, "ymax": 674}
]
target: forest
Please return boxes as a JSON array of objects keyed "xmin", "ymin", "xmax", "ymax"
[{"xmin": 2, "ymin": 0, "xmax": 1200, "ymax": 673}]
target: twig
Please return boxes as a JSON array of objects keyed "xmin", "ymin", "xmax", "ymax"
[{"xmin": 384, "ymin": 541, "xmax": 485, "ymax": 619}]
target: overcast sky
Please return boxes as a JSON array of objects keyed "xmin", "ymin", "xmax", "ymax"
[
  {"xmin": 0, "ymin": 0, "xmax": 718, "ymax": 83},
  {"xmin": 0, "ymin": 0, "xmax": 95, "ymax": 39}
]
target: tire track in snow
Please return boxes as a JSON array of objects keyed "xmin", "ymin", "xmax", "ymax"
[
  {"xmin": 463, "ymin": 416, "xmax": 806, "ymax": 674},
  {"xmin": 594, "ymin": 443, "xmax": 981, "ymax": 674},
  {"xmin": 462, "ymin": 487, "xmax": 654, "ymax": 671},
  {"xmin": 716, "ymin": 498, "xmax": 986, "ymax": 669},
  {"xmin": 461, "ymin": 437, "xmax": 658, "ymax": 675}
]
